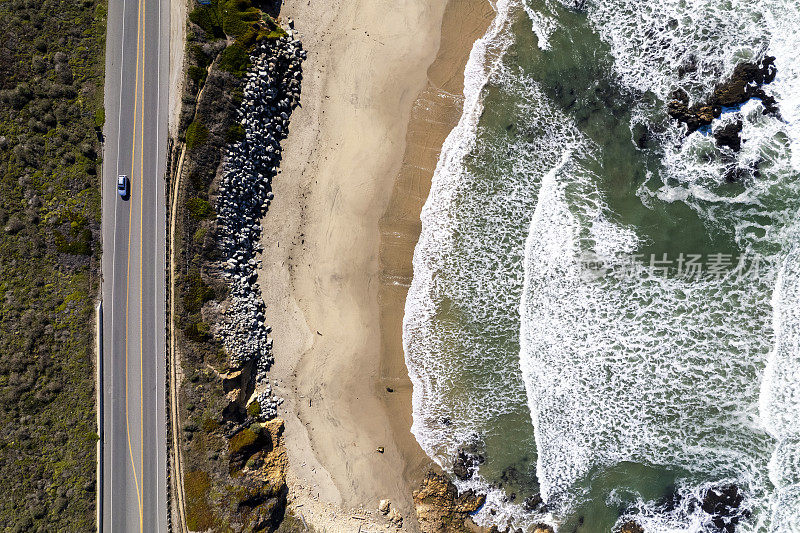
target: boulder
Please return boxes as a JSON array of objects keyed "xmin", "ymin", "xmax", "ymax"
[
  {"xmin": 452, "ymin": 441, "xmax": 485, "ymax": 481},
  {"xmin": 619, "ymin": 520, "xmax": 644, "ymax": 533},
  {"xmin": 668, "ymin": 56, "xmax": 778, "ymax": 133},
  {"xmin": 701, "ymin": 484, "xmax": 746, "ymax": 533},
  {"xmin": 413, "ymin": 470, "xmax": 485, "ymax": 533},
  {"xmin": 714, "ymin": 120, "xmax": 743, "ymax": 151}
]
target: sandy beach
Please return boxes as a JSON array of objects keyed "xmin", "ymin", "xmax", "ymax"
[{"xmin": 258, "ymin": 0, "xmax": 495, "ymax": 529}]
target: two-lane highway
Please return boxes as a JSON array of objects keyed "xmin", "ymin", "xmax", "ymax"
[{"xmin": 101, "ymin": 0, "xmax": 169, "ymax": 530}]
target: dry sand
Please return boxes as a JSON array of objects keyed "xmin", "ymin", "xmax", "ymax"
[{"xmin": 258, "ymin": 0, "xmax": 495, "ymax": 530}]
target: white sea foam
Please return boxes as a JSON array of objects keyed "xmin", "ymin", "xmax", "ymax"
[
  {"xmin": 405, "ymin": 0, "xmax": 800, "ymax": 530},
  {"xmin": 519, "ymin": 147, "xmax": 777, "ymax": 528},
  {"xmin": 404, "ymin": 0, "xmax": 520, "ymax": 465},
  {"xmin": 522, "ymin": 0, "xmax": 800, "ymax": 530},
  {"xmin": 760, "ymin": 243, "xmax": 800, "ymax": 531}
]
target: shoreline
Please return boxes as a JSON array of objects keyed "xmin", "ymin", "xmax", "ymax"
[
  {"xmin": 378, "ymin": 0, "xmax": 498, "ymax": 500},
  {"xmin": 258, "ymin": 0, "xmax": 495, "ymax": 529}
]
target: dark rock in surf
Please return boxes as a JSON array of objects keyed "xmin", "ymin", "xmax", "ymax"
[
  {"xmin": 677, "ymin": 54, "xmax": 698, "ymax": 78},
  {"xmin": 667, "ymin": 88, "xmax": 720, "ymax": 132},
  {"xmin": 452, "ymin": 442, "xmax": 486, "ymax": 481},
  {"xmin": 714, "ymin": 120, "xmax": 743, "ymax": 152},
  {"xmin": 711, "ymin": 56, "xmax": 777, "ymax": 110},
  {"xmin": 701, "ymin": 484, "xmax": 747, "ymax": 533},
  {"xmin": 618, "ymin": 521, "xmax": 644, "ymax": 533},
  {"xmin": 523, "ymin": 493, "xmax": 544, "ymax": 511},
  {"xmin": 668, "ymin": 56, "xmax": 779, "ymax": 133}
]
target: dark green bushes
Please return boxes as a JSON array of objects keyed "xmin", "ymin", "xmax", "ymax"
[
  {"xmin": 185, "ymin": 120, "xmax": 210, "ymax": 150},
  {"xmin": 218, "ymin": 42, "xmax": 250, "ymax": 76},
  {"xmin": 0, "ymin": 0, "xmax": 105, "ymax": 529},
  {"xmin": 186, "ymin": 197, "xmax": 215, "ymax": 219},
  {"xmin": 183, "ymin": 271, "xmax": 215, "ymax": 313}
]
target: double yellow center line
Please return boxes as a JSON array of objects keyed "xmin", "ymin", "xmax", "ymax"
[{"xmin": 123, "ymin": 0, "xmax": 146, "ymax": 530}]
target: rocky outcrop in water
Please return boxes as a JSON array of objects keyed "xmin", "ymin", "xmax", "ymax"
[
  {"xmin": 453, "ymin": 441, "xmax": 486, "ymax": 481},
  {"xmin": 215, "ymin": 36, "xmax": 305, "ymax": 418},
  {"xmin": 701, "ymin": 484, "xmax": 746, "ymax": 533},
  {"xmin": 618, "ymin": 520, "xmax": 644, "ymax": 533},
  {"xmin": 714, "ymin": 120, "xmax": 743, "ymax": 152},
  {"xmin": 668, "ymin": 56, "xmax": 778, "ymax": 136}
]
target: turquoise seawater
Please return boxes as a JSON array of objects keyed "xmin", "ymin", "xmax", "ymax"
[{"xmin": 404, "ymin": 0, "xmax": 800, "ymax": 531}]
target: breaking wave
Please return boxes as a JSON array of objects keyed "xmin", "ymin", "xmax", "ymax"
[{"xmin": 404, "ymin": 0, "xmax": 800, "ymax": 530}]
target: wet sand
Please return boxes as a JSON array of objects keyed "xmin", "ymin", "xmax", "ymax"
[{"xmin": 257, "ymin": 0, "xmax": 495, "ymax": 529}]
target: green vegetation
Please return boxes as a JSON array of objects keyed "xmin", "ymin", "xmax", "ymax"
[
  {"xmin": 229, "ymin": 427, "xmax": 258, "ymax": 454},
  {"xmin": 183, "ymin": 271, "xmax": 215, "ymax": 313},
  {"xmin": 187, "ymin": 0, "xmax": 286, "ymax": 79},
  {"xmin": 0, "ymin": 0, "xmax": 106, "ymax": 529},
  {"xmin": 53, "ymin": 210, "xmax": 93, "ymax": 255},
  {"xmin": 94, "ymin": 107, "xmax": 105, "ymax": 128},
  {"xmin": 185, "ymin": 120, "xmax": 209, "ymax": 150},
  {"xmin": 247, "ymin": 401, "xmax": 261, "ymax": 418},
  {"xmin": 186, "ymin": 197, "xmax": 214, "ymax": 219},
  {"xmin": 184, "ymin": 470, "xmax": 215, "ymax": 531},
  {"xmin": 188, "ymin": 64, "xmax": 208, "ymax": 84},
  {"xmin": 218, "ymin": 42, "xmax": 250, "ymax": 76},
  {"xmin": 225, "ymin": 123, "xmax": 246, "ymax": 143},
  {"xmin": 172, "ymin": 1, "xmax": 297, "ymax": 529}
]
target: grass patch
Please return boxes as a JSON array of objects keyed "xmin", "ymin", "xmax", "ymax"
[
  {"xmin": 184, "ymin": 470, "xmax": 215, "ymax": 531},
  {"xmin": 229, "ymin": 427, "xmax": 258, "ymax": 454},
  {"xmin": 94, "ymin": 107, "xmax": 105, "ymax": 128},
  {"xmin": 247, "ymin": 401, "xmax": 260, "ymax": 418}
]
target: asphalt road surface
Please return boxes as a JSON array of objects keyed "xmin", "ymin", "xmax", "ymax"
[{"xmin": 101, "ymin": 0, "xmax": 169, "ymax": 530}]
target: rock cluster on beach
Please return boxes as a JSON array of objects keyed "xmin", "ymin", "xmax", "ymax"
[
  {"xmin": 413, "ymin": 471, "xmax": 486, "ymax": 533},
  {"xmin": 216, "ymin": 35, "xmax": 305, "ymax": 418}
]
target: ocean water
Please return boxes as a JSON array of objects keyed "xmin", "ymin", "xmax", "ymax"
[{"xmin": 403, "ymin": 0, "xmax": 800, "ymax": 531}]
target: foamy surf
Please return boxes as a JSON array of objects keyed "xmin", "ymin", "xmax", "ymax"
[{"xmin": 404, "ymin": 0, "xmax": 800, "ymax": 530}]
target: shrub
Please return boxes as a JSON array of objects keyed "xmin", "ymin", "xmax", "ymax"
[
  {"xmin": 225, "ymin": 123, "xmax": 245, "ymax": 144},
  {"xmin": 188, "ymin": 4, "xmax": 224, "ymax": 38},
  {"xmin": 185, "ymin": 120, "xmax": 209, "ymax": 150},
  {"xmin": 247, "ymin": 401, "xmax": 260, "ymax": 418},
  {"xmin": 183, "ymin": 271, "xmax": 215, "ymax": 313},
  {"xmin": 201, "ymin": 414, "xmax": 220, "ymax": 433},
  {"xmin": 188, "ymin": 65, "xmax": 208, "ymax": 85},
  {"xmin": 186, "ymin": 197, "xmax": 214, "ymax": 219},
  {"xmin": 184, "ymin": 320, "xmax": 211, "ymax": 341},
  {"xmin": 54, "ymin": 211, "xmax": 93, "ymax": 255},
  {"xmin": 218, "ymin": 42, "xmax": 249, "ymax": 77},
  {"xmin": 193, "ymin": 226, "xmax": 208, "ymax": 245}
]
